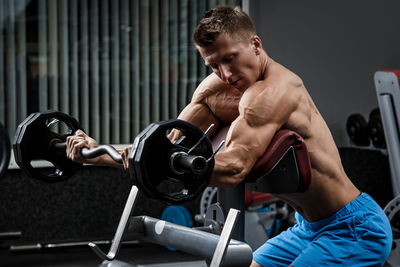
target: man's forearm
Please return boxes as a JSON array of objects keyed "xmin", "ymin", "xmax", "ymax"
[
  {"xmin": 93, "ymin": 154, "xmax": 124, "ymax": 169},
  {"xmin": 210, "ymin": 150, "xmax": 250, "ymax": 187}
]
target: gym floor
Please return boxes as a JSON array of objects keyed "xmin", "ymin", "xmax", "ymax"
[
  {"xmin": 0, "ymin": 167, "xmax": 205, "ymax": 267},
  {"xmin": 1, "ymin": 242, "xmax": 204, "ymax": 267}
]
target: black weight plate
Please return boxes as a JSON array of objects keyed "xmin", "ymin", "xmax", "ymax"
[
  {"xmin": 13, "ymin": 112, "xmax": 40, "ymax": 165},
  {"xmin": 131, "ymin": 122, "xmax": 180, "ymax": 201},
  {"xmin": 346, "ymin": 113, "xmax": 369, "ymax": 146},
  {"xmin": 130, "ymin": 123, "xmax": 162, "ymax": 199},
  {"xmin": 0, "ymin": 122, "xmax": 11, "ymax": 178},
  {"xmin": 368, "ymin": 108, "xmax": 386, "ymax": 149},
  {"xmin": 13, "ymin": 110, "xmax": 83, "ymax": 183},
  {"xmin": 130, "ymin": 119, "xmax": 214, "ymax": 204}
]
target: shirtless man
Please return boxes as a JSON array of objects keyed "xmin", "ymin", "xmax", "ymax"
[{"xmin": 67, "ymin": 6, "xmax": 392, "ymax": 266}]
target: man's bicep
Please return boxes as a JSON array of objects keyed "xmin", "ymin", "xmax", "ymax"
[
  {"xmin": 209, "ymin": 115, "xmax": 281, "ymax": 186},
  {"xmin": 226, "ymin": 117, "xmax": 279, "ymax": 166}
]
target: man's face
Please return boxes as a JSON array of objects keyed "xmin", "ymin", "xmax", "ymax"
[{"xmin": 197, "ymin": 33, "xmax": 261, "ymax": 91}]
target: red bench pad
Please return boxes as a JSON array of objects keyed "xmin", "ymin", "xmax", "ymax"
[
  {"xmin": 210, "ymin": 127, "xmax": 311, "ymax": 193},
  {"xmin": 246, "ymin": 130, "xmax": 311, "ymax": 192}
]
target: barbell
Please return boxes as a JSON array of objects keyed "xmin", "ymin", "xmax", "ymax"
[{"xmin": 13, "ymin": 110, "xmax": 215, "ymax": 204}]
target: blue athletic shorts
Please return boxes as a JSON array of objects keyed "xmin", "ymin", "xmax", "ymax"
[{"xmin": 253, "ymin": 193, "xmax": 392, "ymax": 266}]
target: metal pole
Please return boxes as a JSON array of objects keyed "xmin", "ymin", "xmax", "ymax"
[
  {"xmin": 160, "ymin": 0, "xmax": 169, "ymax": 121},
  {"xmin": 48, "ymin": 0, "xmax": 58, "ymax": 111},
  {"xmin": 70, "ymin": 0, "xmax": 79, "ymax": 119},
  {"xmin": 120, "ymin": 0, "xmax": 130, "ymax": 143},
  {"xmin": 111, "ymin": 0, "xmax": 120, "ymax": 143},
  {"xmin": 90, "ymin": 0, "xmax": 100, "ymax": 140},
  {"xmin": 150, "ymin": 0, "xmax": 160, "ymax": 122},
  {"xmin": 169, "ymin": 0, "xmax": 178, "ymax": 117},
  {"xmin": 140, "ymin": 0, "xmax": 150, "ymax": 128},
  {"xmin": 0, "ymin": 0, "xmax": 4, "ymax": 122},
  {"xmin": 178, "ymin": 0, "xmax": 188, "ymax": 110},
  {"xmin": 59, "ymin": 0, "xmax": 69, "ymax": 115},
  {"xmin": 217, "ymin": 182, "xmax": 245, "ymax": 241},
  {"xmin": 188, "ymin": 0, "xmax": 198, "ymax": 102},
  {"xmin": 6, "ymin": 0, "xmax": 17, "ymax": 134},
  {"xmin": 80, "ymin": 0, "xmax": 90, "ymax": 132},
  {"xmin": 16, "ymin": 0, "xmax": 27, "ymax": 120},
  {"xmin": 131, "ymin": 0, "xmax": 140, "ymax": 135},
  {"xmin": 100, "ymin": 0, "xmax": 110, "ymax": 143}
]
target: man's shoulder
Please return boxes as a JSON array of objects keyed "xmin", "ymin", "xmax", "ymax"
[
  {"xmin": 268, "ymin": 60, "xmax": 304, "ymax": 89},
  {"xmin": 245, "ymin": 61, "xmax": 304, "ymax": 102},
  {"xmin": 240, "ymin": 77, "xmax": 302, "ymax": 120},
  {"xmin": 240, "ymin": 82, "xmax": 276, "ymax": 110}
]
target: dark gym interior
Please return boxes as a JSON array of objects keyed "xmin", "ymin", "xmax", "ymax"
[{"xmin": 1, "ymin": 0, "xmax": 400, "ymax": 266}]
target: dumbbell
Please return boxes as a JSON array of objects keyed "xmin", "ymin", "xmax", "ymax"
[
  {"xmin": 346, "ymin": 113, "xmax": 370, "ymax": 146},
  {"xmin": 368, "ymin": 108, "xmax": 386, "ymax": 149},
  {"xmin": 13, "ymin": 110, "xmax": 215, "ymax": 204}
]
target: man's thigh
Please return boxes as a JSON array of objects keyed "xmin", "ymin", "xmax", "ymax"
[
  {"xmin": 253, "ymin": 225, "xmax": 309, "ymax": 267},
  {"xmin": 291, "ymin": 216, "xmax": 391, "ymax": 267},
  {"xmin": 290, "ymin": 227, "xmax": 358, "ymax": 267}
]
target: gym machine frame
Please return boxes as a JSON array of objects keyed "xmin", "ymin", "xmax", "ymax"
[
  {"xmin": 374, "ymin": 70, "xmax": 400, "ymax": 196},
  {"xmin": 374, "ymin": 69, "xmax": 400, "ymax": 266}
]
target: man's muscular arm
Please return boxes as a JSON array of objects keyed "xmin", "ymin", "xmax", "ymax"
[
  {"xmin": 168, "ymin": 100, "xmax": 220, "ymax": 143},
  {"xmin": 210, "ymin": 83, "xmax": 298, "ymax": 187},
  {"xmin": 169, "ymin": 75, "xmax": 223, "ymax": 142},
  {"xmin": 178, "ymin": 101, "xmax": 220, "ymax": 134},
  {"xmin": 210, "ymin": 119, "xmax": 279, "ymax": 186}
]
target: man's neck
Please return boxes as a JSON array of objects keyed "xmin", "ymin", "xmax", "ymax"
[{"xmin": 257, "ymin": 50, "xmax": 270, "ymax": 81}]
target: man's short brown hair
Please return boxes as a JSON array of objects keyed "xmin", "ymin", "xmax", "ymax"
[{"xmin": 193, "ymin": 6, "xmax": 256, "ymax": 47}]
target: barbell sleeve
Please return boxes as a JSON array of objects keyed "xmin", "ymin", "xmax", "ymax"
[
  {"xmin": 52, "ymin": 141, "xmax": 123, "ymax": 164},
  {"xmin": 171, "ymin": 152, "xmax": 208, "ymax": 175}
]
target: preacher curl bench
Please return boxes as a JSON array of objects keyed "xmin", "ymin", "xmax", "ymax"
[{"xmin": 93, "ymin": 126, "xmax": 312, "ymax": 266}]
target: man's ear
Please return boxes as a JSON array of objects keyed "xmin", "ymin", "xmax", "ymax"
[{"xmin": 251, "ymin": 35, "xmax": 262, "ymax": 55}]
